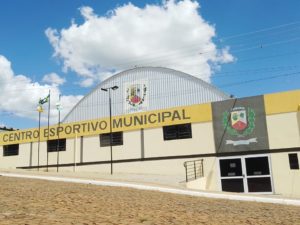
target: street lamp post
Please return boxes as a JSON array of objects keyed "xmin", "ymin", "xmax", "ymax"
[
  {"xmin": 56, "ymin": 94, "xmax": 62, "ymax": 172},
  {"xmin": 101, "ymin": 85, "xmax": 118, "ymax": 175}
]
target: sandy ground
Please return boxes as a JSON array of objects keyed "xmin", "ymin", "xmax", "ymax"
[{"xmin": 0, "ymin": 176, "xmax": 299, "ymax": 225}]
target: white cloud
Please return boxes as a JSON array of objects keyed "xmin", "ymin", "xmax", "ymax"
[
  {"xmin": 78, "ymin": 78, "xmax": 94, "ymax": 88},
  {"xmin": 46, "ymin": 0, "xmax": 234, "ymax": 86},
  {"xmin": 42, "ymin": 72, "xmax": 66, "ymax": 86},
  {"xmin": 0, "ymin": 55, "xmax": 83, "ymax": 126}
]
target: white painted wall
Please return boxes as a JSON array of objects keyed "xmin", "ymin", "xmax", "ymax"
[
  {"xmin": 267, "ymin": 112, "xmax": 300, "ymax": 149},
  {"xmin": 0, "ymin": 143, "xmax": 31, "ymax": 168},
  {"xmin": 144, "ymin": 122, "xmax": 215, "ymax": 158},
  {"xmin": 1, "ymin": 112, "xmax": 299, "ymax": 197},
  {"xmin": 271, "ymin": 152, "xmax": 300, "ymax": 198}
]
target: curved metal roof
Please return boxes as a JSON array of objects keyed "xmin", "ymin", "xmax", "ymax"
[{"xmin": 63, "ymin": 67, "xmax": 230, "ymax": 123}]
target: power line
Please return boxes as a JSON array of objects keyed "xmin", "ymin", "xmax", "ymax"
[
  {"xmin": 1, "ymin": 60, "xmax": 300, "ymax": 94},
  {"xmin": 220, "ymin": 21, "xmax": 300, "ymax": 41},
  {"xmin": 0, "ymin": 21, "xmax": 299, "ymax": 85},
  {"xmin": 103, "ymin": 35, "xmax": 300, "ymax": 69},
  {"xmin": 1, "ymin": 70, "xmax": 299, "ymax": 116},
  {"xmin": 213, "ymin": 65, "xmax": 300, "ymax": 76},
  {"xmin": 0, "ymin": 22, "xmax": 300, "ymax": 96},
  {"xmin": 219, "ymin": 71, "xmax": 300, "ymax": 88},
  {"xmin": 36, "ymin": 21, "xmax": 300, "ymax": 72}
]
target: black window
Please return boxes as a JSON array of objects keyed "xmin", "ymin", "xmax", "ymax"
[
  {"xmin": 289, "ymin": 153, "xmax": 299, "ymax": 170},
  {"xmin": 100, "ymin": 132, "xmax": 123, "ymax": 147},
  {"xmin": 220, "ymin": 158, "xmax": 243, "ymax": 177},
  {"xmin": 245, "ymin": 157, "xmax": 270, "ymax": 176},
  {"xmin": 3, "ymin": 144, "xmax": 19, "ymax": 156},
  {"xmin": 47, "ymin": 139, "xmax": 66, "ymax": 152},
  {"xmin": 163, "ymin": 123, "xmax": 192, "ymax": 141}
]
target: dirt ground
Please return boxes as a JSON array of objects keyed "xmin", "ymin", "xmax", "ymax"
[{"xmin": 0, "ymin": 176, "xmax": 299, "ymax": 225}]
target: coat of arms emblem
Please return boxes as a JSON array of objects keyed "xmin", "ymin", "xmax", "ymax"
[
  {"xmin": 126, "ymin": 84, "xmax": 147, "ymax": 107},
  {"xmin": 230, "ymin": 107, "xmax": 247, "ymax": 131},
  {"xmin": 222, "ymin": 106, "xmax": 257, "ymax": 145}
]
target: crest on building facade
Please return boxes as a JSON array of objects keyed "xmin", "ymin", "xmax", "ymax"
[
  {"xmin": 125, "ymin": 81, "xmax": 148, "ymax": 113},
  {"xmin": 222, "ymin": 106, "xmax": 257, "ymax": 145},
  {"xmin": 212, "ymin": 96, "xmax": 269, "ymax": 152},
  {"xmin": 230, "ymin": 107, "xmax": 247, "ymax": 131},
  {"xmin": 126, "ymin": 84, "xmax": 147, "ymax": 107}
]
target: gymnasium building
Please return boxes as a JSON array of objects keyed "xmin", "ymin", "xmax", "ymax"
[{"xmin": 0, "ymin": 67, "xmax": 299, "ymax": 198}]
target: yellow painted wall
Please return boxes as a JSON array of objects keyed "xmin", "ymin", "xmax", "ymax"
[
  {"xmin": 0, "ymin": 104, "xmax": 211, "ymax": 146},
  {"xmin": 264, "ymin": 90, "xmax": 300, "ymax": 115},
  {"xmin": 1, "ymin": 89, "xmax": 299, "ymax": 146}
]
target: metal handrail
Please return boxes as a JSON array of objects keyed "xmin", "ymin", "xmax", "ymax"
[{"xmin": 183, "ymin": 159, "xmax": 204, "ymax": 182}]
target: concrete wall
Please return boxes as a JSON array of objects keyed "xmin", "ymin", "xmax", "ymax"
[
  {"xmin": 47, "ymin": 122, "xmax": 217, "ymax": 189},
  {"xmin": 266, "ymin": 112, "xmax": 300, "ymax": 197},
  {"xmin": 51, "ymin": 122, "xmax": 215, "ymax": 167},
  {"xmin": 81, "ymin": 135, "xmax": 110, "ymax": 162},
  {"xmin": 271, "ymin": 152, "xmax": 300, "ymax": 198},
  {"xmin": 267, "ymin": 112, "xmax": 300, "ymax": 149},
  {"xmin": 0, "ymin": 96, "xmax": 299, "ymax": 197},
  {"xmin": 0, "ymin": 143, "xmax": 31, "ymax": 169},
  {"xmin": 44, "ymin": 156, "xmax": 219, "ymax": 191},
  {"xmin": 0, "ymin": 122, "xmax": 219, "ymax": 191},
  {"xmin": 144, "ymin": 122, "xmax": 215, "ymax": 158}
]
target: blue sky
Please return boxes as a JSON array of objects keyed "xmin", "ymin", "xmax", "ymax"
[{"xmin": 0, "ymin": 0, "xmax": 300, "ymax": 129}]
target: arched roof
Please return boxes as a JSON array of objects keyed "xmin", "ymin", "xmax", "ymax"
[{"xmin": 63, "ymin": 67, "xmax": 229, "ymax": 123}]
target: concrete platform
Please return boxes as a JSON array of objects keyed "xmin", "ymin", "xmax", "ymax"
[{"xmin": 0, "ymin": 169, "xmax": 299, "ymax": 206}]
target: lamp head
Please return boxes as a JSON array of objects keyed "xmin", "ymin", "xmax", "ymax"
[{"xmin": 112, "ymin": 86, "xmax": 119, "ymax": 90}]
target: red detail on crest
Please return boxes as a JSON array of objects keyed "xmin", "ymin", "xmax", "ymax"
[
  {"xmin": 232, "ymin": 121, "xmax": 247, "ymax": 131},
  {"xmin": 131, "ymin": 96, "xmax": 141, "ymax": 104}
]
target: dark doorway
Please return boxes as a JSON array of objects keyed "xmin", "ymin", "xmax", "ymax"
[
  {"xmin": 219, "ymin": 155, "xmax": 273, "ymax": 193},
  {"xmin": 219, "ymin": 158, "xmax": 244, "ymax": 192}
]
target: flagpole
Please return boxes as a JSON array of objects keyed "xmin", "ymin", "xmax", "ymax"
[
  {"xmin": 38, "ymin": 110, "xmax": 41, "ymax": 171},
  {"xmin": 56, "ymin": 94, "xmax": 61, "ymax": 172},
  {"xmin": 74, "ymin": 133, "xmax": 77, "ymax": 172},
  {"xmin": 46, "ymin": 89, "xmax": 51, "ymax": 172}
]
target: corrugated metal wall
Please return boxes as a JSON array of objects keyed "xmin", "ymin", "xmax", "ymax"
[{"xmin": 63, "ymin": 67, "xmax": 230, "ymax": 123}]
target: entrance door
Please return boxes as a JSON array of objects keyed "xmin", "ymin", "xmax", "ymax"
[
  {"xmin": 245, "ymin": 156, "xmax": 272, "ymax": 193},
  {"xmin": 219, "ymin": 158, "xmax": 245, "ymax": 192},
  {"xmin": 219, "ymin": 155, "xmax": 273, "ymax": 194}
]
